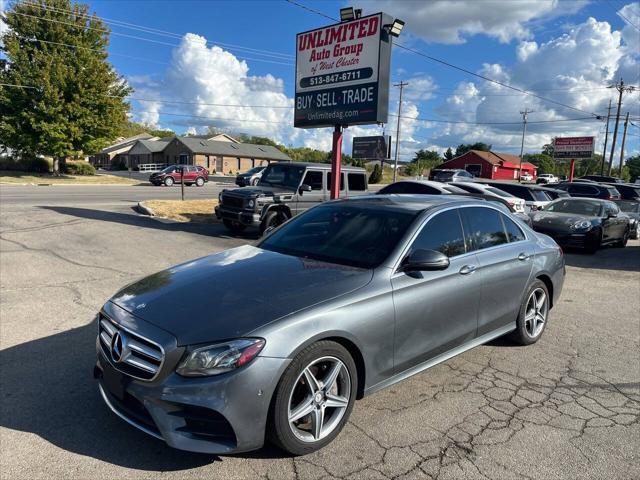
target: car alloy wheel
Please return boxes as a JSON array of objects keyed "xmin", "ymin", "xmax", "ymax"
[
  {"xmin": 287, "ymin": 356, "xmax": 351, "ymax": 443},
  {"xmin": 524, "ymin": 288, "xmax": 548, "ymax": 339},
  {"xmin": 164, "ymin": 177, "xmax": 174, "ymax": 187},
  {"xmin": 196, "ymin": 177, "xmax": 205, "ymax": 187}
]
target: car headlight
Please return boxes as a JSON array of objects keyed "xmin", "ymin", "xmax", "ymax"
[
  {"xmin": 176, "ymin": 338, "xmax": 265, "ymax": 377},
  {"xmin": 570, "ymin": 220, "xmax": 593, "ymax": 230},
  {"xmin": 247, "ymin": 199, "xmax": 255, "ymax": 208}
]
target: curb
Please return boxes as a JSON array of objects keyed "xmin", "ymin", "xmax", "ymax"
[{"xmin": 137, "ymin": 201, "xmax": 156, "ymax": 217}]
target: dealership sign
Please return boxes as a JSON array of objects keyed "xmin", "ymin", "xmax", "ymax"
[
  {"xmin": 352, "ymin": 135, "xmax": 391, "ymax": 160},
  {"xmin": 295, "ymin": 13, "xmax": 393, "ymax": 128},
  {"xmin": 553, "ymin": 136, "xmax": 595, "ymax": 159}
]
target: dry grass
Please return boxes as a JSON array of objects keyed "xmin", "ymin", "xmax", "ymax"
[
  {"xmin": 143, "ymin": 199, "xmax": 219, "ymax": 223},
  {"xmin": 0, "ymin": 171, "xmax": 140, "ymax": 185}
]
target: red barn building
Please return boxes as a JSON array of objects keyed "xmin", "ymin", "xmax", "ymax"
[{"xmin": 439, "ymin": 150, "xmax": 537, "ymax": 180}]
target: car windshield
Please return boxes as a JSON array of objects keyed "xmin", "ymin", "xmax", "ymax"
[
  {"xmin": 485, "ymin": 187, "xmax": 512, "ymax": 198},
  {"xmin": 433, "ymin": 171, "xmax": 454, "ymax": 182},
  {"xmin": 544, "ymin": 199, "xmax": 603, "ymax": 216},
  {"xmin": 616, "ymin": 200, "xmax": 640, "ymax": 213},
  {"xmin": 259, "ymin": 203, "xmax": 418, "ymax": 269},
  {"xmin": 258, "ymin": 164, "xmax": 305, "ymax": 189}
]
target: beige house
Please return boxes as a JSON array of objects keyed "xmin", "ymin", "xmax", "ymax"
[{"xmin": 90, "ymin": 133, "xmax": 157, "ymax": 168}]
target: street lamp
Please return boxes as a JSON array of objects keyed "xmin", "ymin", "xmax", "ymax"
[
  {"xmin": 340, "ymin": 7, "xmax": 354, "ymax": 21},
  {"xmin": 388, "ymin": 19, "xmax": 405, "ymax": 37}
]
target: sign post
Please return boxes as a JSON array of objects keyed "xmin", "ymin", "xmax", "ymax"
[
  {"xmin": 295, "ymin": 12, "xmax": 394, "ymax": 199},
  {"xmin": 552, "ymin": 136, "xmax": 595, "ymax": 182}
]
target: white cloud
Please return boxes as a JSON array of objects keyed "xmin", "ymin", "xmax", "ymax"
[
  {"xmin": 354, "ymin": 0, "xmax": 564, "ymax": 44},
  {"xmin": 0, "ymin": 0, "xmax": 9, "ymax": 39},
  {"xmin": 430, "ymin": 15, "xmax": 639, "ymax": 155},
  {"xmin": 618, "ymin": 3, "xmax": 640, "ymax": 52}
]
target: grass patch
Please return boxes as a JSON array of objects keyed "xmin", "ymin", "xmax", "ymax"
[
  {"xmin": 0, "ymin": 171, "xmax": 140, "ymax": 185},
  {"xmin": 143, "ymin": 199, "xmax": 219, "ymax": 223}
]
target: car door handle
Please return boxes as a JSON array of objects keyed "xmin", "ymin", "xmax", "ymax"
[
  {"xmin": 459, "ymin": 265, "xmax": 477, "ymax": 275},
  {"xmin": 517, "ymin": 253, "xmax": 530, "ymax": 261}
]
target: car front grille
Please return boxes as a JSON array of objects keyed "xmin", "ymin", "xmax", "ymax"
[
  {"xmin": 99, "ymin": 314, "xmax": 164, "ymax": 381},
  {"xmin": 222, "ymin": 195, "xmax": 244, "ymax": 209}
]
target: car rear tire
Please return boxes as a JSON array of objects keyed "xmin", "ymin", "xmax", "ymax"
[
  {"xmin": 268, "ymin": 340, "xmax": 357, "ymax": 456},
  {"xmin": 222, "ymin": 219, "xmax": 246, "ymax": 233},
  {"xmin": 510, "ymin": 279, "xmax": 550, "ymax": 346},
  {"xmin": 164, "ymin": 177, "xmax": 174, "ymax": 187},
  {"xmin": 260, "ymin": 210, "xmax": 288, "ymax": 235},
  {"xmin": 195, "ymin": 177, "xmax": 205, "ymax": 187}
]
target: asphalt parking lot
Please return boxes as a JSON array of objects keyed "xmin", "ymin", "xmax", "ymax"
[{"xmin": 1, "ymin": 184, "xmax": 639, "ymax": 480}]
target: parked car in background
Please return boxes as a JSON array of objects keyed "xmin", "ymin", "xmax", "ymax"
[
  {"xmin": 478, "ymin": 181, "xmax": 553, "ymax": 212},
  {"xmin": 614, "ymin": 200, "xmax": 640, "ymax": 239},
  {"xmin": 579, "ymin": 175, "xmax": 623, "ymax": 183},
  {"xmin": 535, "ymin": 186, "xmax": 571, "ymax": 201},
  {"xmin": 448, "ymin": 182, "xmax": 526, "ymax": 212},
  {"xmin": 236, "ymin": 166, "xmax": 266, "ymax": 187},
  {"xmin": 216, "ymin": 162, "xmax": 368, "ymax": 234},
  {"xmin": 602, "ymin": 183, "xmax": 640, "ymax": 200},
  {"xmin": 378, "ymin": 180, "xmax": 468, "ymax": 195},
  {"xmin": 554, "ymin": 182, "xmax": 621, "ymax": 200},
  {"xmin": 537, "ymin": 174, "xmax": 559, "ymax": 184},
  {"xmin": 530, "ymin": 198, "xmax": 629, "ymax": 253},
  {"xmin": 149, "ymin": 165, "xmax": 209, "ymax": 187},
  {"xmin": 95, "ymin": 195, "xmax": 565, "ymax": 455},
  {"xmin": 520, "ymin": 172, "xmax": 534, "ymax": 182},
  {"xmin": 429, "ymin": 169, "xmax": 474, "ymax": 182}
]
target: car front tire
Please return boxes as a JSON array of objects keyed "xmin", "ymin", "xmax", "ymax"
[
  {"xmin": 510, "ymin": 279, "xmax": 550, "ymax": 346},
  {"xmin": 614, "ymin": 228, "xmax": 630, "ymax": 248},
  {"xmin": 268, "ymin": 340, "xmax": 357, "ymax": 456},
  {"xmin": 164, "ymin": 177, "xmax": 174, "ymax": 187},
  {"xmin": 260, "ymin": 210, "xmax": 288, "ymax": 235},
  {"xmin": 251, "ymin": 178, "xmax": 260, "ymax": 186}
]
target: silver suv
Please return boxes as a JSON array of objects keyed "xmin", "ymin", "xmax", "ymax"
[{"xmin": 215, "ymin": 162, "xmax": 368, "ymax": 234}]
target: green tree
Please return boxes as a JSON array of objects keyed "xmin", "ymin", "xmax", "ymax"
[
  {"xmin": 542, "ymin": 142, "xmax": 554, "ymax": 157},
  {"xmin": 625, "ymin": 155, "xmax": 640, "ymax": 182},
  {"xmin": 444, "ymin": 147, "xmax": 454, "ymax": 161},
  {"xmin": 454, "ymin": 142, "xmax": 491, "ymax": 157},
  {"xmin": 369, "ymin": 163, "xmax": 382, "ymax": 184},
  {"xmin": 407, "ymin": 149, "xmax": 441, "ymax": 176},
  {"xmin": 119, "ymin": 121, "xmax": 174, "ymax": 138},
  {"xmin": 523, "ymin": 153, "xmax": 556, "ymax": 174},
  {"xmin": 0, "ymin": 0, "xmax": 131, "ymax": 174}
]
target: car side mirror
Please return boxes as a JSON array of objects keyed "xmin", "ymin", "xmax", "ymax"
[
  {"xmin": 607, "ymin": 212, "xmax": 617, "ymax": 218},
  {"xmin": 299, "ymin": 184, "xmax": 312, "ymax": 194},
  {"xmin": 401, "ymin": 249, "xmax": 450, "ymax": 272}
]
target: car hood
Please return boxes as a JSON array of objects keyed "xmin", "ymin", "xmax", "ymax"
[
  {"xmin": 531, "ymin": 211, "xmax": 600, "ymax": 230},
  {"xmin": 109, "ymin": 245, "xmax": 373, "ymax": 346},
  {"xmin": 223, "ymin": 185, "xmax": 296, "ymax": 198}
]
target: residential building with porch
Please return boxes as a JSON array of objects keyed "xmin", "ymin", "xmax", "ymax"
[{"xmin": 90, "ymin": 133, "xmax": 157, "ymax": 168}]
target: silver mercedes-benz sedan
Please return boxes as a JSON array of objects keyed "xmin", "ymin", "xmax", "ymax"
[{"xmin": 94, "ymin": 195, "xmax": 565, "ymax": 455}]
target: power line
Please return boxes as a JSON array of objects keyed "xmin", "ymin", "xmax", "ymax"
[
  {"xmin": 283, "ymin": 0, "xmax": 605, "ymax": 118},
  {"xmin": 605, "ymin": 0, "xmax": 640, "ymax": 32}
]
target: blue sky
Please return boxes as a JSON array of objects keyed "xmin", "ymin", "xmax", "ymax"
[{"xmin": 2, "ymin": 0, "xmax": 639, "ymax": 160}]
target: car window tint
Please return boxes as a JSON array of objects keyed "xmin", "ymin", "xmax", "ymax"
[
  {"xmin": 486, "ymin": 187, "xmax": 512, "ymax": 198},
  {"xmin": 606, "ymin": 187, "xmax": 620, "ymax": 196},
  {"xmin": 348, "ymin": 173, "xmax": 367, "ymax": 191},
  {"xmin": 326, "ymin": 172, "xmax": 344, "ymax": 190},
  {"xmin": 302, "ymin": 170, "xmax": 323, "ymax": 190},
  {"xmin": 461, "ymin": 207, "xmax": 509, "ymax": 251},
  {"xmin": 502, "ymin": 214, "xmax": 525, "ymax": 242},
  {"xmin": 454, "ymin": 184, "xmax": 482, "ymax": 194},
  {"xmin": 411, "ymin": 209, "xmax": 466, "ymax": 257},
  {"xmin": 570, "ymin": 184, "xmax": 596, "ymax": 194},
  {"xmin": 379, "ymin": 182, "xmax": 440, "ymax": 194},
  {"xmin": 531, "ymin": 190, "xmax": 551, "ymax": 201}
]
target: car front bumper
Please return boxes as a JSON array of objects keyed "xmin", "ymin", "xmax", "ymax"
[
  {"xmin": 535, "ymin": 227, "xmax": 599, "ymax": 249},
  {"xmin": 214, "ymin": 206, "xmax": 261, "ymax": 227},
  {"xmin": 95, "ymin": 341, "xmax": 290, "ymax": 454}
]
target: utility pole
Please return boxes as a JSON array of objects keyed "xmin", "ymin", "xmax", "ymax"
[
  {"xmin": 607, "ymin": 79, "xmax": 637, "ymax": 175},
  {"xmin": 618, "ymin": 112, "xmax": 629, "ymax": 179},
  {"xmin": 393, "ymin": 81, "xmax": 408, "ymax": 182},
  {"xmin": 518, "ymin": 108, "xmax": 532, "ymax": 183},
  {"xmin": 600, "ymin": 99, "xmax": 612, "ymax": 175}
]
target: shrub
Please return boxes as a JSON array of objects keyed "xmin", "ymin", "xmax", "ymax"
[
  {"xmin": 0, "ymin": 156, "xmax": 50, "ymax": 173},
  {"xmin": 369, "ymin": 163, "xmax": 382, "ymax": 184},
  {"xmin": 63, "ymin": 161, "xmax": 96, "ymax": 176}
]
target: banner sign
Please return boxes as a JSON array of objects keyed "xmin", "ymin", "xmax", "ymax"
[
  {"xmin": 295, "ymin": 13, "xmax": 393, "ymax": 128},
  {"xmin": 352, "ymin": 135, "xmax": 391, "ymax": 160},
  {"xmin": 553, "ymin": 136, "xmax": 595, "ymax": 159}
]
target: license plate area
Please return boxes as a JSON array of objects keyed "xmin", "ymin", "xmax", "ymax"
[{"xmin": 102, "ymin": 362, "xmax": 129, "ymax": 401}]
